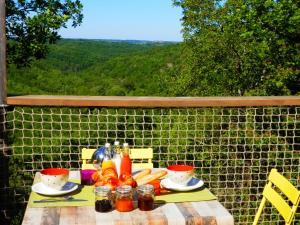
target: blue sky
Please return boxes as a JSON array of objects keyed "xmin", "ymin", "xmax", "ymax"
[{"xmin": 59, "ymin": 0, "xmax": 183, "ymax": 42}]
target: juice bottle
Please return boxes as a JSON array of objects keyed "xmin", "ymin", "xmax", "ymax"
[
  {"xmin": 102, "ymin": 143, "xmax": 116, "ymax": 171},
  {"xmin": 120, "ymin": 143, "xmax": 132, "ymax": 178},
  {"xmin": 112, "ymin": 141, "xmax": 122, "ymax": 177}
]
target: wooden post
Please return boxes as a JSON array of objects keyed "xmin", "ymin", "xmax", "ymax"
[
  {"xmin": 0, "ymin": 1, "xmax": 7, "ymax": 224},
  {"xmin": 0, "ymin": 0, "xmax": 6, "ymax": 105}
]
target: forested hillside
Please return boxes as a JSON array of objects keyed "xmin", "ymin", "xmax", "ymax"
[
  {"xmin": 8, "ymin": 39, "xmax": 181, "ymax": 96},
  {"xmin": 6, "ymin": 0, "xmax": 300, "ymax": 98},
  {"xmin": 172, "ymin": 0, "xmax": 300, "ymax": 96}
]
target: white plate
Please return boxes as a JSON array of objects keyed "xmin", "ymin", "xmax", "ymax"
[
  {"xmin": 161, "ymin": 177, "xmax": 204, "ymax": 191},
  {"xmin": 32, "ymin": 182, "xmax": 78, "ymax": 196}
]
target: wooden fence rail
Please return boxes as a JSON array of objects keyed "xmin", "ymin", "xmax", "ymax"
[{"xmin": 7, "ymin": 95, "xmax": 300, "ymax": 107}]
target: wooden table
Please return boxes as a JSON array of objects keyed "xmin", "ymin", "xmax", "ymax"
[{"xmin": 22, "ymin": 171, "xmax": 234, "ymax": 225}]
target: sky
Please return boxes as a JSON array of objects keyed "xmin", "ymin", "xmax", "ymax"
[{"xmin": 59, "ymin": 0, "xmax": 183, "ymax": 42}]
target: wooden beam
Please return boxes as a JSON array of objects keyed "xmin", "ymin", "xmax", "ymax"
[
  {"xmin": 6, "ymin": 95, "xmax": 300, "ymax": 107},
  {"xmin": 0, "ymin": 0, "xmax": 6, "ymax": 105}
]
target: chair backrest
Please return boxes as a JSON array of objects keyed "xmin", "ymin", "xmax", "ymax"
[
  {"xmin": 81, "ymin": 147, "xmax": 153, "ymax": 170},
  {"xmin": 252, "ymin": 169, "xmax": 300, "ymax": 225}
]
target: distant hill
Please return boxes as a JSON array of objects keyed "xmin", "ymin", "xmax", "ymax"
[
  {"xmin": 70, "ymin": 38, "xmax": 180, "ymax": 45},
  {"xmin": 8, "ymin": 39, "xmax": 182, "ymax": 96}
]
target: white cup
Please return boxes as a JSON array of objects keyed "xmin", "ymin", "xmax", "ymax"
[
  {"xmin": 40, "ymin": 168, "xmax": 69, "ymax": 190},
  {"xmin": 167, "ymin": 165, "xmax": 194, "ymax": 185}
]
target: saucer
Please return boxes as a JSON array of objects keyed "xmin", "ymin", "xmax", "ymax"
[
  {"xmin": 32, "ymin": 182, "xmax": 78, "ymax": 196},
  {"xmin": 160, "ymin": 177, "xmax": 204, "ymax": 191}
]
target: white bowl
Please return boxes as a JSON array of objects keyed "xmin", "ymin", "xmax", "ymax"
[
  {"xmin": 167, "ymin": 165, "xmax": 194, "ymax": 185},
  {"xmin": 40, "ymin": 168, "xmax": 69, "ymax": 190}
]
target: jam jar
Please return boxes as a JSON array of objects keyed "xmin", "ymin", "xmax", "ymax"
[
  {"xmin": 115, "ymin": 185, "xmax": 134, "ymax": 212},
  {"xmin": 137, "ymin": 184, "xmax": 155, "ymax": 211},
  {"xmin": 95, "ymin": 186, "xmax": 113, "ymax": 212}
]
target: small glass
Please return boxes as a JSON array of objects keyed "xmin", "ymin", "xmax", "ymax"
[
  {"xmin": 137, "ymin": 184, "xmax": 155, "ymax": 211},
  {"xmin": 115, "ymin": 185, "xmax": 134, "ymax": 212},
  {"xmin": 95, "ymin": 186, "xmax": 113, "ymax": 212},
  {"xmin": 80, "ymin": 169, "xmax": 96, "ymax": 185}
]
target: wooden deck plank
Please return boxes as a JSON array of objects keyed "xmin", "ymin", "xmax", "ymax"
[
  {"xmin": 191, "ymin": 202, "xmax": 214, "ymax": 217},
  {"xmin": 112, "ymin": 210, "xmax": 134, "ymax": 225},
  {"xmin": 22, "ymin": 207, "xmax": 44, "ymax": 225},
  {"xmin": 76, "ymin": 206, "xmax": 96, "ymax": 225},
  {"xmin": 145, "ymin": 207, "xmax": 168, "ymax": 225},
  {"xmin": 41, "ymin": 208, "xmax": 60, "ymax": 225},
  {"xmin": 176, "ymin": 202, "xmax": 204, "ymax": 225},
  {"xmin": 206, "ymin": 201, "xmax": 234, "ymax": 225},
  {"xmin": 95, "ymin": 209, "xmax": 114, "ymax": 225},
  {"xmin": 129, "ymin": 209, "xmax": 149, "ymax": 225},
  {"xmin": 160, "ymin": 203, "xmax": 186, "ymax": 225},
  {"xmin": 22, "ymin": 199, "xmax": 234, "ymax": 225},
  {"xmin": 59, "ymin": 207, "xmax": 77, "ymax": 225}
]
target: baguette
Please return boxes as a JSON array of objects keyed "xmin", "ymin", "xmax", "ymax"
[
  {"xmin": 137, "ymin": 170, "xmax": 167, "ymax": 186},
  {"xmin": 133, "ymin": 169, "xmax": 151, "ymax": 181}
]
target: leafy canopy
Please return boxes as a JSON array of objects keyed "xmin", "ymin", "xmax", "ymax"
[
  {"xmin": 6, "ymin": 0, "xmax": 83, "ymax": 66},
  {"xmin": 172, "ymin": 0, "xmax": 300, "ymax": 96}
]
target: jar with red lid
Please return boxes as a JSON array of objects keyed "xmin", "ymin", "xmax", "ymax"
[
  {"xmin": 115, "ymin": 185, "xmax": 134, "ymax": 212},
  {"xmin": 137, "ymin": 184, "xmax": 154, "ymax": 211}
]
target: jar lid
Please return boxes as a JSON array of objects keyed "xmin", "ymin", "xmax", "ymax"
[
  {"xmin": 95, "ymin": 186, "xmax": 111, "ymax": 194},
  {"xmin": 116, "ymin": 185, "xmax": 132, "ymax": 194},
  {"xmin": 137, "ymin": 184, "xmax": 154, "ymax": 193}
]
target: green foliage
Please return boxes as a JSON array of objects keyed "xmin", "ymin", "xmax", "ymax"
[
  {"xmin": 6, "ymin": 0, "xmax": 83, "ymax": 66},
  {"xmin": 8, "ymin": 39, "xmax": 181, "ymax": 96},
  {"xmin": 171, "ymin": 0, "xmax": 300, "ymax": 96}
]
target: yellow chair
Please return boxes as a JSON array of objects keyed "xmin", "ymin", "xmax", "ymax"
[
  {"xmin": 81, "ymin": 147, "xmax": 153, "ymax": 170},
  {"xmin": 253, "ymin": 169, "xmax": 300, "ymax": 225}
]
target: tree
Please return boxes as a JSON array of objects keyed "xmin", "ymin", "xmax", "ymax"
[
  {"xmin": 6, "ymin": 0, "xmax": 83, "ymax": 66},
  {"xmin": 172, "ymin": 0, "xmax": 300, "ymax": 96}
]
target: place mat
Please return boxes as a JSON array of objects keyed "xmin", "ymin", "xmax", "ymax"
[
  {"xmin": 28, "ymin": 179, "xmax": 94, "ymax": 208},
  {"xmin": 155, "ymin": 187, "xmax": 217, "ymax": 203},
  {"xmin": 29, "ymin": 179, "xmax": 216, "ymax": 207}
]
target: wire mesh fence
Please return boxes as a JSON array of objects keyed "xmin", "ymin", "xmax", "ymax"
[{"xmin": 0, "ymin": 104, "xmax": 299, "ymax": 224}]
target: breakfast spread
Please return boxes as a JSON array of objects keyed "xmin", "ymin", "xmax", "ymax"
[{"xmin": 33, "ymin": 142, "xmax": 202, "ymax": 213}]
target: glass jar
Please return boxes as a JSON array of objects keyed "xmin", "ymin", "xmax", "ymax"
[
  {"xmin": 95, "ymin": 186, "xmax": 113, "ymax": 212},
  {"xmin": 137, "ymin": 184, "xmax": 154, "ymax": 211},
  {"xmin": 115, "ymin": 185, "xmax": 134, "ymax": 212}
]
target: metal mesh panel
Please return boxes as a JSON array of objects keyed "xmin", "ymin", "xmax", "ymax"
[{"xmin": 0, "ymin": 105, "xmax": 299, "ymax": 224}]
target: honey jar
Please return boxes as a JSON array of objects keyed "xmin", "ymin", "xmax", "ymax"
[
  {"xmin": 115, "ymin": 185, "xmax": 134, "ymax": 212},
  {"xmin": 137, "ymin": 184, "xmax": 154, "ymax": 211}
]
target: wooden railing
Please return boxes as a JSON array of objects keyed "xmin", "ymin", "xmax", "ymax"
[{"xmin": 7, "ymin": 95, "xmax": 300, "ymax": 107}]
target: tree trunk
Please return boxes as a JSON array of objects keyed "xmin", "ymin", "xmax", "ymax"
[
  {"xmin": 0, "ymin": 0, "xmax": 6, "ymax": 105},
  {"xmin": 0, "ymin": 1, "xmax": 9, "ymax": 224}
]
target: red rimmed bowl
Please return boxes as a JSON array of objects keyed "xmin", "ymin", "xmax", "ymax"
[
  {"xmin": 40, "ymin": 168, "xmax": 69, "ymax": 190},
  {"xmin": 167, "ymin": 165, "xmax": 194, "ymax": 185}
]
